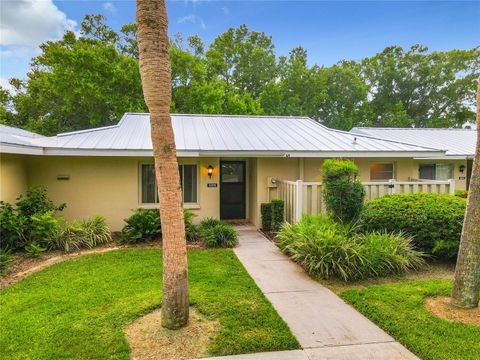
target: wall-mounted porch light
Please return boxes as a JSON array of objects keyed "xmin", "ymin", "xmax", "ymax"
[
  {"xmin": 208, "ymin": 165, "xmax": 214, "ymax": 179},
  {"xmin": 459, "ymin": 164, "xmax": 466, "ymax": 173}
]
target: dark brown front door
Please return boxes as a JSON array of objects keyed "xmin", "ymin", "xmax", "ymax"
[{"xmin": 220, "ymin": 161, "xmax": 246, "ymax": 219}]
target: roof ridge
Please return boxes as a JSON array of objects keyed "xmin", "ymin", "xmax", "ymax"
[
  {"xmin": 311, "ymin": 119, "xmax": 446, "ymax": 152},
  {"xmin": 125, "ymin": 112, "xmax": 311, "ymax": 119},
  {"xmin": 353, "ymin": 127, "xmax": 474, "ymax": 131},
  {"xmin": 56, "ymin": 114, "xmax": 128, "ymax": 137}
]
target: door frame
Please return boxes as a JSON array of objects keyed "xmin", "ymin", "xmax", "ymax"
[{"xmin": 220, "ymin": 160, "xmax": 247, "ymax": 220}]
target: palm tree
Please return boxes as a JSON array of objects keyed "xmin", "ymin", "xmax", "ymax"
[
  {"xmin": 451, "ymin": 76, "xmax": 480, "ymax": 309},
  {"xmin": 136, "ymin": 0, "xmax": 189, "ymax": 328}
]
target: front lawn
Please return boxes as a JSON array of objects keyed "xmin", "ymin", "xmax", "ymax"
[
  {"xmin": 341, "ymin": 279, "xmax": 480, "ymax": 360},
  {"xmin": 0, "ymin": 249, "xmax": 299, "ymax": 359}
]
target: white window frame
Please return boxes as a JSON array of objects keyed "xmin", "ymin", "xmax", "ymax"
[
  {"xmin": 369, "ymin": 162, "xmax": 395, "ymax": 181},
  {"xmin": 419, "ymin": 163, "xmax": 454, "ymax": 181},
  {"xmin": 138, "ymin": 162, "xmax": 200, "ymax": 206}
]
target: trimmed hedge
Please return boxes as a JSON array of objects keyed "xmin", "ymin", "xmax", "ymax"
[
  {"xmin": 271, "ymin": 199, "xmax": 285, "ymax": 232},
  {"xmin": 360, "ymin": 193, "xmax": 466, "ymax": 259},
  {"xmin": 260, "ymin": 203, "xmax": 273, "ymax": 231}
]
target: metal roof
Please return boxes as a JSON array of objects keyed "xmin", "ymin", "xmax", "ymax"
[
  {"xmin": 1, "ymin": 113, "xmax": 446, "ymax": 157},
  {"xmin": 351, "ymin": 127, "xmax": 477, "ymax": 158}
]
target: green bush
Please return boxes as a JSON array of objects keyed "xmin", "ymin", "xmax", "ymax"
[
  {"xmin": 360, "ymin": 193, "xmax": 466, "ymax": 259},
  {"xmin": 271, "ymin": 199, "xmax": 285, "ymax": 232},
  {"xmin": 199, "ymin": 217, "xmax": 224, "ymax": 229},
  {"xmin": 0, "ymin": 248, "xmax": 13, "ymax": 275},
  {"xmin": 120, "ymin": 208, "xmax": 161, "ymax": 243},
  {"xmin": 260, "ymin": 203, "xmax": 273, "ymax": 231},
  {"xmin": 57, "ymin": 216, "xmax": 111, "ymax": 252},
  {"xmin": 16, "ymin": 186, "xmax": 65, "ymax": 217},
  {"xmin": 277, "ymin": 215, "xmax": 425, "ymax": 281},
  {"xmin": 0, "ymin": 202, "xmax": 26, "ymax": 251},
  {"xmin": 29, "ymin": 211, "xmax": 62, "ymax": 249},
  {"xmin": 184, "ymin": 210, "xmax": 200, "ymax": 242},
  {"xmin": 322, "ymin": 159, "xmax": 365, "ymax": 223},
  {"xmin": 201, "ymin": 223, "xmax": 238, "ymax": 248},
  {"xmin": 24, "ymin": 242, "xmax": 47, "ymax": 258}
]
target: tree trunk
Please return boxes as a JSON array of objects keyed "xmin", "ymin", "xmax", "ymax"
[
  {"xmin": 136, "ymin": 0, "xmax": 189, "ymax": 328},
  {"xmin": 451, "ymin": 77, "xmax": 480, "ymax": 309}
]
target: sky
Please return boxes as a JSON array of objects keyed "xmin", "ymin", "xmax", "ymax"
[{"xmin": 1, "ymin": 0, "xmax": 479, "ymax": 88}]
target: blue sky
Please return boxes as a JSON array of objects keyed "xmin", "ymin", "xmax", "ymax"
[{"xmin": 1, "ymin": 1, "xmax": 479, "ymax": 87}]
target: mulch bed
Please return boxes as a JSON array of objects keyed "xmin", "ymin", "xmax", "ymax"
[{"xmin": 425, "ymin": 296, "xmax": 480, "ymax": 326}]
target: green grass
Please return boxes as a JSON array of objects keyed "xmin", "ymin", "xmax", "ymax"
[
  {"xmin": 0, "ymin": 249, "xmax": 299, "ymax": 359},
  {"xmin": 341, "ymin": 280, "xmax": 480, "ymax": 360}
]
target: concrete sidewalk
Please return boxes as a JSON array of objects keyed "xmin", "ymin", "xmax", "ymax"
[{"xmin": 200, "ymin": 226, "xmax": 418, "ymax": 360}]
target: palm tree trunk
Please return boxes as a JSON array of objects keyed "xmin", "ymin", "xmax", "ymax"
[
  {"xmin": 451, "ymin": 77, "xmax": 480, "ymax": 309},
  {"xmin": 136, "ymin": 0, "xmax": 189, "ymax": 328}
]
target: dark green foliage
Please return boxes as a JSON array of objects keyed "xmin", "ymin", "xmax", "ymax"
[
  {"xmin": 360, "ymin": 193, "xmax": 466, "ymax": 259},
  {"xmin": 341, "ymin": 280, "xmax": 480, "ymax": 359},
  {"xmin": 0, "ymin": 249, "xmax": 13, "ymax": 275},
  {"xmin": 199, "ymin": 217, "xmax": 224, "ymax": 229},
  {"xmin": 270, "ymin": 199, "xmax": 285, "ymax": 232},
  {"xmin": 24, "ymin": 243, "xmax": 47, "ymax": 258},
  {"xmin": 260, "ymin": 203, "xmax": 273, "ymax": 231},
  {"xmin": 184, "ymin": 210, "xmax": 200, "ymax": 242},
  {"xmin": 120, "ymin": 208, "xmax": 161, "ymax": 243},
  {"xmin": 200, "ymin": 223, "xmax": 239, "ymax": 248},
  {"xmin": 322, "ymin": 159, "xmax": 365, "ymax": 223},
  {"xmin": 57, "ymin": 216, "xmax": 111, "ymax": 252},
  {"xmin": 29, "ymin": 211, "xmax": 62, "ymax": 248},
  {"xmin": 0, "ymin": 249, "xmax": 300, "ymax": 358},
  {"xmin": 277, "ymin": 215, "xmax": 425, "ymax": 281},
  {"xmin": 15, "ymin": 186, "xmax": 65, "ymax": 218},
  {"xmin": 0, "ymin": 202, "xmax": 26, "ymax": 251}
]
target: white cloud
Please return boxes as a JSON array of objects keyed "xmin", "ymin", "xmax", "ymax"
[
  {"xmin": 177, "ymin": 14, "xmax": 206, "ymax": 30},
  {"xmin": 0, "ymin": 0, "xmax": 76, "ymax": 47},
  {"xmin": 103, "ymin": 2, "xmax": 117, "ymax": 14}
]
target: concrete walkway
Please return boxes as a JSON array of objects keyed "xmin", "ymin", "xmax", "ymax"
[{"xmin": 200, "ymin": 226, "xmax": 418, "ymax": 360}]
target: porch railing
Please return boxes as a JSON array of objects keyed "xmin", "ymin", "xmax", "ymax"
[{"xmin": 276, "ymin": 178, "xmax": 455, "ymax": 224}]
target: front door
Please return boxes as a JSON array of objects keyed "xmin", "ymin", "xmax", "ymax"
[{"xmin": 220, "ymin": 161, "xmax": 246, "ymax": 219}]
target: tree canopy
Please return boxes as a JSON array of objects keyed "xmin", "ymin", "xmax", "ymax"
[{"xmin": 1, "ymin": 14, "xmax": 478, "ymax": 135}]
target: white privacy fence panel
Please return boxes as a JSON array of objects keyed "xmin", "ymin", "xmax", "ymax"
[{"xmin": 276, "ymin": 179, "xmax": 455, "ymax": 223}]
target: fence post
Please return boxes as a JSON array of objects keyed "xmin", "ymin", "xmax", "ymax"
[
  {"xmin": 388, "ymin": 179, "xmax": 396, "ymax": 195},
  {"xmin": 295, "ymin": 180, "xmax": 303, "ymax": 222},
  {"xmin": 448, "ymin": 179, "xmax": 455, "ymax": 195}
]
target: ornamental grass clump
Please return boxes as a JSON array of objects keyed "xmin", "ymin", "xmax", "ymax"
[
  {"xmin": 277, "ymin": 214, "xmax": 425, "ymax": 282},
  {"xmin": 201, "ymin": 223, "xmax": 238, "ymax": 248}
]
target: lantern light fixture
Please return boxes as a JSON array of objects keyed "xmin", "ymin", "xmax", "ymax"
[
  {"xmin": 459, "ymin": 164, "xmax": 466, "ymax": 173},
  {"xmin": 208, "ymin": 165, "xmax": 214, "ymax": 178}
]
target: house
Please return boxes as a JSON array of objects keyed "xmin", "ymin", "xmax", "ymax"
[
  {"xmin": 350, "ymin": 127, "xmax": 476, "ymax": 189},
  {"xmin": 0, "ymin": 113, "xmax": 475, "ymax": 231}
]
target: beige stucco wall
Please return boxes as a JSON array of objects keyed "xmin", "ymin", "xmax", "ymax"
[
  {"xmin": 0, "ymin": 153, "xmax": 468, "ymax": 231},
  {"xmin": 0, "ymin": 153, "xmax": 28, "ymax": 204}
]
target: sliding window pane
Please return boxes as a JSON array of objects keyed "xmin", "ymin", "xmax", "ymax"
[
  {"xmin": 141, "ymin": 164, "xmax": 157, "ymax": 203},
  {"xmin": 183, "ymin": 165, "xmax": 197, "ymax": 203}
]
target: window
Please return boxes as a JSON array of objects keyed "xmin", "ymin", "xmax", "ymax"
[
  {"xmin": 370, "ymin": 163, "xmax": 394, "ymax": 181},
  {"xmin": 419, "ymin": 164, "xmax": 453, "ymax": 181},
  {"xmin": 140, "ymin": 163, "xmax": 198, "ymax": 204}
]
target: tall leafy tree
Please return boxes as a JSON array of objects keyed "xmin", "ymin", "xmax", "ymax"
[
  {"xmin": 351, "ymin": 45, "xmax": 480, "ymax": 128},
  {"xmin": 3, "ymin": 15, "xmax": 146, "ymax": 135},
  {"xmin": 451, "ymin": 77, "xmax": 480, "ymax": 309},
  {"xmin": 136, "ymin": 0, "xmax": 189, "ymax": 329}
]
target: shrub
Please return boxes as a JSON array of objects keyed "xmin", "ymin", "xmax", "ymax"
[
  {"xmin": 56, "ymin": 216, "xmax": 111, "ymax": 252},
  {"xmin": 199, "ymin": 217, "xmax": 224, "ymax": 230},
  {"xmin": 277, "ymin": 215, "xmax": 425, "ymax": 281},
  {"xmin": 16, "ymin": 186, "xmax": 65, "ymax": 217},
  {"xmin": 184, "ymin": 210, "xmax": 200, "ymax": 242},
  {"xmin": 201, "ymin": 223, "xmax": 238, "ymax": 248},
  {"xmin": 120, "ymin": 208, "xmax": 161, "ymax": 243},
  {"xmin": 0, "ymin": 248, "xmax": 13, "ymax": 275},
  {"xmin": 360, "ymin": 193, "xmax": 466, "ymax": 259},
  {"xmin": 260, "ymin": 203, "xmax": 273, "ymax": 231},
  {"xmin": 270, "ymin": 199, "xmax": 285, "ymax": 232},
  {"xmin": 322, "ymin": 159, "xmax": 365, "ymax": 223},
  {"xmin": 80, "ymin": 216, "xmax": 111, "ymax": 248},
  {"xmin": 454, "ymin": 190, "xmax": 468, "ymax": 198},
  {"xmin": 0, "ymin": 202, "xmax": 26, "ymax": 251},
  {"xmin": 29, "ymin": 211, "xmax": 62, "ymax": 249},
  {"xmin": 24, "ymin": 243, "xmax": 47, "ymax": 258}
]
